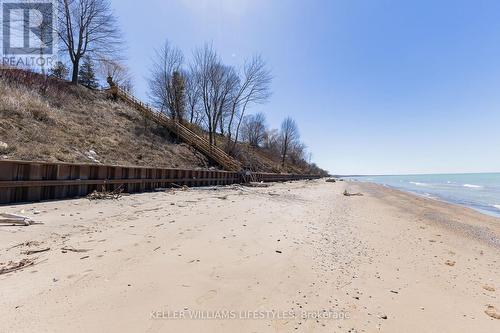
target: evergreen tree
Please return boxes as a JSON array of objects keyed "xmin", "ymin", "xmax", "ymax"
[
  {"xmin": 78, "ymin": 57, "xmax": 99, "ymax": 89},
  {"xmin": 49, "ymin": 61, "xmax": 69, "ymax": 80}
]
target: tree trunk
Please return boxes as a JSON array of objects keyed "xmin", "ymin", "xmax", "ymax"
[
  {"xmin": 281, "ymin": 143, "xmax": 288, "ymax": 167},
  {"xmin": 231, "ymin": 101, "xmax": 249, "ymax": 151},
  {"xmin": 219, "ymin": 119, "xmax": 225, "ymax": 136},
  {"xmin": 71, "ymin": 58, "xmax": 80, "ymax": 84},
  {"xmin": 208, "ymin": 122, "xmax": 213, "ymax": 146}
]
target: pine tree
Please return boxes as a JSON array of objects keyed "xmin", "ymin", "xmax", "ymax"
[
  {"xmin": 49, "ymin": 61, "xmax": 69, "ymax": 80},
  {"xmin": 78, "ymin": 57, "xmax": 99, "ymax": 89}
]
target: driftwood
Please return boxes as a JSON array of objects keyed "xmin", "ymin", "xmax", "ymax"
[
  {"xmin": 61, "ymin": 247, "xmax": 90, "ymax": 253},
  {"xmin": 485, "ymin": 305, "xmax": 500, "ymax": 320},
  {"xmin": 171, "ymin": 184, "xmax": 189, "ymax": 190},
  {"xmin": 87, "ymin": 185, "xmax": 123, "ymax": 200},
  {"xmin": 243, "ymin": 182, "xmax": 271, "ymax": 188},
  {"xmin": 0, "ymin": 213, "xmax": 33, "ymax": 226},
  {"xmin": 343, "ymin": 190, "xmax": 363, "ymax": 197},
  {"xmin": 22, "ymin": 248, "xmax": 50, "ymax": 255},
  {"xmin": 0, "ymin": 259, "xmax": 35, "ymax": 275},
  {"xmin": 7, "ymin": 241, "xmax": 41, "ymax": 251}
]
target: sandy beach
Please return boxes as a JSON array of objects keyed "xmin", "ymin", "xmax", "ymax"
[{"xmin": 1, "ymin": 180, "xmax": 499, "ymax": 332}]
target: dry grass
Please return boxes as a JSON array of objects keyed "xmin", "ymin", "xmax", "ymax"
[
  {"xmin": 0, "ymin": 72, "xmax": 325, "ymax": 175},
  {"xmin": 0, "ymin": 78, "xmax": 210, "ymax": 169}
]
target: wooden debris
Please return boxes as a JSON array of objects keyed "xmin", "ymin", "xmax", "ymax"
[
  {"xmin": 0, "ymin": 213, "xmax": 33, "ymax": 226},
  {"xmin": 326, "ymin": 179, "xmax": 337, "ymax": 183},
  {"xmin": 22, "ymin": 248, "xmax": 50, "ymax": 255},
  {"xmin": 485, "ymin": 305, "xmax": 500, "ymax": 320},
  {"xmin": 243, "ymin": 182, "xmax": 270, "ymax": 188},
  {"xmin": 0, "ymin": 259, "xmax": 35, "ymax": 275},
  {"xmin": 61, "ymin": 247, "xmax": 90, "ymax": 253},
  {"xmin": 171, "ymin": 184, "xmax": 189, "ymax": 191},
  {"xmin": 445, "ymin": 260, "xmax": 456, "ymax": 267},
  {"xmin": 483, "ymin": 285, "xmax": 496, "ymax": 292},
  {"xmin": 87, "ymin": 185, "xmax": 123, "ymax": 200},
  {"xmin": 8, "ymin": 241, "xmax": 41, "ymax": 251},
  {"xmin": 343, "ymin": 190, "xmax": 363, "ymax": 197}
]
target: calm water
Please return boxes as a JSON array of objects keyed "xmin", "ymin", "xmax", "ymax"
[{"xmin": 348, "ymin": 173, "xmax": 500, "ymax": 217}]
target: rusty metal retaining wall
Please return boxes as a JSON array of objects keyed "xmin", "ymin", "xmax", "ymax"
[{"xmin": 0, "ymin": 160, "xmax": 321, "ymax": 204}]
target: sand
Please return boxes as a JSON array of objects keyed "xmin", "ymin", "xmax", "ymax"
[{"xmin": 0, "ymin": 180, "xmax": 499, "ymax": 332}]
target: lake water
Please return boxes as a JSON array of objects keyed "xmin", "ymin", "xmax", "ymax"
[{"xmin": 348, "ymin": 173, "xmax": 500, "ymax": 217}]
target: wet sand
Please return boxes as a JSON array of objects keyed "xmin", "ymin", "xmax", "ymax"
[{"xmin": 0, "ymin": 180, "xmax": 499, "ymax": 332}]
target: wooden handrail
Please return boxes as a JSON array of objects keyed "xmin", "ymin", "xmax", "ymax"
[{"xmin": 114, "ymin": 88, "xmax": 242, "ymax": 171}]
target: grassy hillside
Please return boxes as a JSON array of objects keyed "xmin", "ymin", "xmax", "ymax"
[
  {"xmin": 0, "ymin": 69, "xmax": 327, "ymax": 175},
  {"xmin": 0, "ymin": 73, "xmax": 210, "ymax": 169}
]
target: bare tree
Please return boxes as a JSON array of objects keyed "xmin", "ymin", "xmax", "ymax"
[
  {"xmin": 192, "ymin": 44, "xmax": 239, "ymax": 146},
  {"xmin": 288, "ymin": 142, "xmax": 307, "ymax": 165},
  {"xmin": 185, "ymin": 69, "xmax": 203, "ymax": 125},
  {"xmin": 147, "ymin": 40, "xmax": 184, "ymax": 119},
  {"xmin": 241, "ymin": 112, "xmax": 267, "ymax": 147},
  {"xmin": 227, "ymin": 55, "xmax": 272, "ymax": 149},
  {"xmin": 56, "ymin": 0, "xmax": 122, "ymax": 84},
  {"xmin": 263, "ymin": 128, "xmax": 281, "ymax": 153},
  {"xmin": 99, "ymin": 59, "xmax": 133, "ymax": 92},
  {"xmin": 280, "ymin": 117, "xmax": 300, "ymax": 167}
]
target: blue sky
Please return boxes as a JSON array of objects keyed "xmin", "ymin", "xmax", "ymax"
[{"xmin": 112, "ymin": 0, "xmax": 500, "ymax": 175}]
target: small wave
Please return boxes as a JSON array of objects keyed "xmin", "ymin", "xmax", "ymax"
[
  {"xmin": 463, "ymin": 184, "xmax": 482, "ymax": 189},
  {"xmin": 409, "ymin": 182, "xmax": 428, "ymax": 187},
  {"xmin": 493, "ymin": 205, "xmax": 500, "ymax": 210}
]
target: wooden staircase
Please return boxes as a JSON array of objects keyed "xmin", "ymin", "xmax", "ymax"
[{"xmin": 113, "ymin": 88, "xmax": 242, "ymax": 172}]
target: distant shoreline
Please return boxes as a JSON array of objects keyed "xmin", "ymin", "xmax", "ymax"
[
  {"xmin": 356, "ymin": 180, "xmax": 500, "ymax": 218},
  {"xmin": 352, "ymin": 181, "xmax": 500, "ymax": 249},
  {"xmin": 345, "ymin": 174, "xmax": 500, "ymax": 219}
]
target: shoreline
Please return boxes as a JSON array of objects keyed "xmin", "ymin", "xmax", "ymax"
[
  {"xmin": 351, "ymin": 181, "xmax": 500, "ymax": 249},
  {"xmin": 347, "ymin": 176, "xmax": 500, "ymax": 218},
  {"xmin": 1, "ymin": 180, "xmax": 499, "ymax": 332}
]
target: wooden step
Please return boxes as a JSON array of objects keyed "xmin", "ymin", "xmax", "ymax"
[{"xmin": 115, "ymin": 88, "xmax": 242, "ymax": 171}]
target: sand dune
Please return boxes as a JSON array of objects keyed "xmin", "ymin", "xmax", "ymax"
[{"xmin": 0, "ymin": 180, "xmax": 498, "ymax": 332}]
